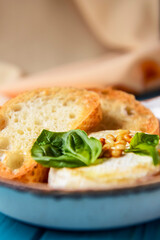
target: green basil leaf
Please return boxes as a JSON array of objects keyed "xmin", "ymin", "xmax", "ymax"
[
  {"xmin": 130, "ymin": 132, "xmax": 159, "ymax": 148},
  {"xmin": 125, "ymin": 133, "xmax": 159, "ymax": 165},
  {"xmin": 31, "ymin": 129, "xmax": 102, "ymax": 168}
]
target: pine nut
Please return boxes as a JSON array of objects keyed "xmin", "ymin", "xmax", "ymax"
[
  {"xmin": 100, "ymin": 138, "xmax": 105, "ymax": 146},
  {"xmin": 111, "ymin": 149, "xmax": 122, "ymax": 157},
  {"xmin": 116, "ymin": 140, "xmax": 126, "ymax": 145},
  {"xmin": 105, "ymin": 138, "xmax": 115, "ymax": 147},
  {"xmin": 103, "ymin": 143, "xmax": 112, "ymax": 150},
  {"xmin": 115, "ymin": 144, "xmax": 126, "ymax": 150},
  {"xmin": 123, "ymin": 134, "xmax": 132, "ymax": 142},
  {"xmin": 106, "ymin": 134, "xmax": 115, "ymax": 141},
  {"xmin": 116, "ymin": 135, "xmax": 124, "ymax": 142},
  {"xmin": 103, "ymin": 150, "xmax": 112, "ymax": 158},
  {"xmin": 100, "ymin": 131, "xmax": 132, "ymax": 158}
]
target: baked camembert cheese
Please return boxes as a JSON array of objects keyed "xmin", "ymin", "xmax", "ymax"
[{"xmin": 48, "ymin": 130, "xmax": 160, "ymax": 189}]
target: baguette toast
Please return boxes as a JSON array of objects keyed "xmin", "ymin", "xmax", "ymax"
[
  {"xmin": 49, "ymin": 130, "xmax": 160, "ymax": 190},
  {"xmin": 0, "ymin": 88, "xmax": 101, "ymax": 183},
  {"xmin": 92, "ymin": 88, "xmax": 159, "ymax": 135}
]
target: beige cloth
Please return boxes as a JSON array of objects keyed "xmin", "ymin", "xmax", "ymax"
[
  {"xmin": 0, "ymin": 0, "xmax": 104, "ymax": 73},
  {"xmin": 0, "ymin": 0, "xmax": 159, "ymax": 95},
  {"xmin": 0, "ymin": 43, "xmax": 160, "ymax": 97},
  {"xmin": 74, "ymin": 0, "xmax": 159, "ymax": 49}
]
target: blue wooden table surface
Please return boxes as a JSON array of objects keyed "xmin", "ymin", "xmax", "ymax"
[
  {"xmin": 0, "ymin": 90, "xmax": 160, "ymax": 240},
  {"xmin": 1, "ymin": 212, "xmax": 160, "ymax": 240}
]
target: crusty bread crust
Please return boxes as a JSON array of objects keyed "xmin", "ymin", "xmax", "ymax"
[
  {"xmin": 91, "ymin": 88, "xmax": 159, "ymax": 135},
  {"xmin": 1, "ymin": 88, "xmax": 101, "ymax": 132},
  {"xmin": 0, "ymin": 159, "xmax": 49, "ymax": 183},
  {"xmin": 0, "ymin": 88, "xmax": 102, "ymax": 183}
]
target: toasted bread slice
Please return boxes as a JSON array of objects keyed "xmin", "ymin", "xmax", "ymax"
[
  {"xmin": 0, "ymin": 88, "xmax": 101, "ymax": 183},
  {"xmin": 49, "ymin": 130, "xmax": 160, "ymax": 190},
  {"xmin": 92, "ymin": 88, "xmax": 159, "ymax": 135}
]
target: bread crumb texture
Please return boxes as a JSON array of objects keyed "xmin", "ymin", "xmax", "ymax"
[
  {"xmin": 93, "ymin": 88, "xmax": 159, "ymax": 135},
  {"xmin": 0, "ymin": 88, "xmax": 101, "ymax": 183}
]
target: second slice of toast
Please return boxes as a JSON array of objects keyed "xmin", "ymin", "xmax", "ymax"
[{"xmin": 92, "ymin": 88, "xmax": 159, "ymax": 135}]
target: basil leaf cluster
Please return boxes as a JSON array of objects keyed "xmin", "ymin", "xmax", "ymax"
[
  {"xmin": 31, "ymin": 129, "xmax": 102, "ymax": 168},
  {"xmin": 125, "ymin": 132, "xmax": 159, "ymax": 165}
]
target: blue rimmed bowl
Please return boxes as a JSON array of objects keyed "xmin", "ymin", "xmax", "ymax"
[
  {"xmin": 0, "ymin": 96, "xmax": 160, "ymax": 231},
  {"xmin": 1, "ymin": 176, "xmax": 160, "ymax": 230}
]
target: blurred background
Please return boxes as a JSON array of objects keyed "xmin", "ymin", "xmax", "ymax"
[{"xmin": 0, "ymin": 0, "xmax": 159, "ymax": 98}]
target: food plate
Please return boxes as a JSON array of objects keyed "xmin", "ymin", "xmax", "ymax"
[{"xmin": 0, "ymin": 97, "xmax": 159, "ymax": 230}]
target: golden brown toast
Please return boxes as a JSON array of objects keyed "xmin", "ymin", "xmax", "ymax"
[
  {"xmin": 0, "ymin": 88, "xmax": 102, "ymax": 183},
  {"xmin": 92, "ymin": 88, "xmax": 159, "ymax": 135}
]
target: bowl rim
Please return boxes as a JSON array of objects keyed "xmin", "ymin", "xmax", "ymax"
[{"xmin": 1, "ymin": 174, "xmax": 160, "ymax": 198}]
